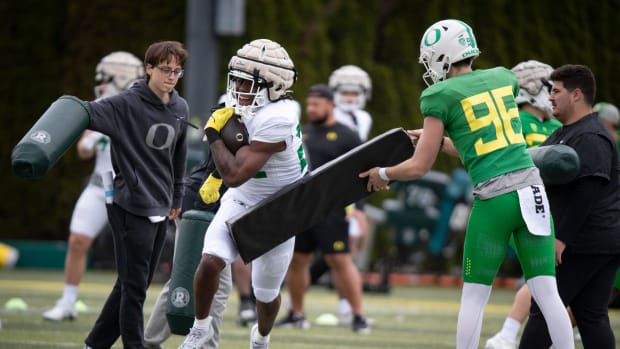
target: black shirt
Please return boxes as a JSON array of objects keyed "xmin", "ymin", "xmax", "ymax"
[
  {"xmin": 302, "ymin": 122, "xmax": 362, "ymax": 170},
  {"xmin": 302, "ymin": 122, "xmax": 364, "ymax": 211},
  {"xmin": 542, "ymin": 113, "xmax": 620, "ymax": 254}
]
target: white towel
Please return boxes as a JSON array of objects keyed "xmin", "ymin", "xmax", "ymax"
[
  {"xmin": 148, "ymin": 216, "xmax": 166, "ymax": 223},
  {"xmin": 517, "ymin": 185, "xmax": 551, "ymax": 236}
]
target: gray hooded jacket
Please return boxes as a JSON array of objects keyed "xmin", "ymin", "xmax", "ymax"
[{"xmin": 88, "ymin": 79, "xmax": 188, "ymax": 217}]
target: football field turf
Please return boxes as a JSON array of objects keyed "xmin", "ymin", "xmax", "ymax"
[{"xmin": 1, "ymin": 269, "xmax": 618, "ymax": 348}]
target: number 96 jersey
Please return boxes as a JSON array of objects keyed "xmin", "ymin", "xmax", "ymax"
[{"xmin": 420, "ymin": 67, "xmax": 533, "ymax": 186}]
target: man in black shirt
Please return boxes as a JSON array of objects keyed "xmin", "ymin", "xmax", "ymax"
[
  {"xmin": 520, "ymin": 64, "xmax": 620, "ymax": 349},
  {"xmin": 275, "ymin": 84, "xmax": 371, "ymax": 333}
]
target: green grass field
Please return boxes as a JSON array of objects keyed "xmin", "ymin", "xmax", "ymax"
[{"xmin": 1, "ymin": 269, "xmax": 618, "ymax": 348}]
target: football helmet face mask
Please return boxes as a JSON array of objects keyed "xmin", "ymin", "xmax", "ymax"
[
  {"xmin": 226, "ymin": 39, "xmax": 297, "ymax": 118},
  {"xmin": 512, "ymin": 60, "xmax": 554, "ymax": 117},
  {"xmin": 328, "ymin": 65, "xmax": 372, "ymax": 111},
  {"xmin": 419, "ymin": 19, "xmax": 480, "ymax": 86},
  {"xmin": 94, "ymin": 51, "xmax": 145, "ymax": 98}
]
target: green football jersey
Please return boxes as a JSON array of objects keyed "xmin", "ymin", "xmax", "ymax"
[
  {"xmin": 519, "ymin": 110, "xmax": 562, "ymax": 148},
  {"xmin": 420, "ymin": 67, "xmax": 534, "ymax": 186}
]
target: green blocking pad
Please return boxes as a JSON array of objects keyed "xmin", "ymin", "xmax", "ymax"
[
  {"xmin": 528, "ymin": 144, "xmax": 580, "ymax": 185},
  {"xmin": 227, "ymin": 128, "xmax": 415, "ymax": 263},
  {"xmin": 166, "ymin": 210, "xmax": 214, "ymax": 335},
  {"xmin": 11, "ymin": 96, "xmax": 90, "ymax": 177}
]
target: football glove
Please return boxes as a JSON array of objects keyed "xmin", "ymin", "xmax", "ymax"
[
  {"xmin": 205, "ymin": 107, "xmax": 236, "ymax": 133},
  {"xmin": 199, "ymin": 172, "xmax": 223, "ymax": 204}
]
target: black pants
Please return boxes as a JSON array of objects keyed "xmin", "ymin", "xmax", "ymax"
[
  {"xmin": 520, "ymin": 253, "xmax": 620, "ymax": 349},
  {"xmin": 85, "ymin": 204, "xmax": 167, "ymax": 349}
]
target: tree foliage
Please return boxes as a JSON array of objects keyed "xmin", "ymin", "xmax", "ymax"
[{"xmin": 2, "ymin": 0, "xmax": 618, "ymax": 239}]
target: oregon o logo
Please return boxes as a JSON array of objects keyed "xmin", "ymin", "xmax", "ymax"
[
  {"xmin": 170, "ymin": 287, "xmax": 190, "ymax": 308},
  {"xmin": 424, "ymin": 28, "xmax": 441, "ymax": 46},
  {"xmin": 333, "ymin": 240, "xmax": 345, "ymax": 251},
  {"xmin": 146, "ymin": 123, "xmax": 175, "ymax": 150},
  {"xmin": 29, "ymin": 130, "xmax": 51, "ymax": 144}
]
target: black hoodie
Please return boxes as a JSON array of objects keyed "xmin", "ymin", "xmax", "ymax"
[{"xmin": 87, "ymin": 79, "xmax": 188, "ymax": 217}]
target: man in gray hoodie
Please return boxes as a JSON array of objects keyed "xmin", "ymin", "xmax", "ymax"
[{"xmin": 83, "ymin": 41, "xmax": 189, "ymax": 349}]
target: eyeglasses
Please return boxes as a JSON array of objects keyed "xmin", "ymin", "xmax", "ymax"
[{"xmin": 155, "ymin": 66, "xmax": 184, "ymax": 78}]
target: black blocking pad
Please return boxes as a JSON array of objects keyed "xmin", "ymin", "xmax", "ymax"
[{"xmin": 228, "ymin": 128, "xmax": 415, "ymax": 263}]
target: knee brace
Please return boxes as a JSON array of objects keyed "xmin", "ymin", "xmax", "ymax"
[
  {"xmin": 253, "ymin": 286, "xmax": 280, "ymax": 303},
  {"xmin": 251, "ymin": 238, "xmax": 295, "ymax": 303}
]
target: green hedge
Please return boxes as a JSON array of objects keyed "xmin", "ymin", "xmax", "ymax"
[{"xmin": 2, "ymin": 0, "xmax": 618, "ymax": 239}]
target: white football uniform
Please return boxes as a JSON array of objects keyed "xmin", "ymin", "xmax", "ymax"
[
  {"xmin": 334, "ymin": 107, "xmax": 372, "ymax": 237},
  {"xmin": 334, "ymin": 107, "xmax": 372, "ymax": 142},
  {"xmin": 202, "ymin": 99, "xmax": 306, "ymax": 302},
  {"xmin": 69, "ymin": 133, "xmax": 113, "ymax": 238}
]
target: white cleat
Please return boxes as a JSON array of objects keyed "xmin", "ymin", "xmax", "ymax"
[
  {"xmin": 250, "ymin": 323, "xmax": 270, "ymax": 349},
  {"xmin": 178, "ymin": 325, "xmax": 214, "ymax": 349},
  {"xmin": 485, "ymin": 333, "xmax": 516, "ymax": 349},
  {"xmin": 42, "ymin": 301, "xmax": 77, "ymax": 321},
  {"xmin": 338, "ymin": 310, "xmax": 353, "ymax": 326}
]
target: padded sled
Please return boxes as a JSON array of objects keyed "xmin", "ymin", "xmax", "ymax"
[{"xmin": 228, "ymin": 128, "xmax": 414, "ymax": 263}]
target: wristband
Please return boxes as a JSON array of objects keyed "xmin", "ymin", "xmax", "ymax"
[
  {"xmin": 378, "ymin": 167, "xmax": 390, "ymax": 181},
  {"xmin": 204, "ymin": 127, "xmax": 221, "ymax": 145}
]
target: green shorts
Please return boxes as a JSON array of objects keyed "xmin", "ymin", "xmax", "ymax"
[{"xmin": 462, "ymin": 191, "xmax": 556, "ymax": 285}]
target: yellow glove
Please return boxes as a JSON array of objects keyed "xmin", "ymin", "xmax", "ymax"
[
  {"xmin": 205, "ymin": 107, "xmax": 235, "ymax": 133},
  {"xmin": 199, "ymin": 173, "xmax": 223, "ymax": 204}
]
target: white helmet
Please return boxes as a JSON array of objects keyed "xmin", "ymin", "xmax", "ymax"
[
  {"xmin": 328, "ymin": 65, "xmax": 372, "ymax": 111},
  {"xmin": 226, "ymin": 38, "xmax": 297, "ymax": 117},
  {"xmin": 95, "ymin": 51, "xmax": 145, "ymax": 98},
  {"xmin": 419, "ymin": 19, "xmax": 480, "ymax": 86},
  {"xmin": 594, "ymin": 102, "xmax": 620, "ymax": 126},
  {"xmin": 512, "ymin": 60, "xmax": 554, "ymax": 117}
]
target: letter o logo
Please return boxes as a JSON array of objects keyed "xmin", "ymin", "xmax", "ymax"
[
  {"xmin": 146, "ymin": 123, "xmax": 175, "ymax": 150},
  {"xmin": 424, "ymin": 28, "xmax": 441, "ymax": 47}
]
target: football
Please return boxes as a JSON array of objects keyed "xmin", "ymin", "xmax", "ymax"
[{"xmin": 220, "ymin": 115, "xmax": 249, "ymax": 154}]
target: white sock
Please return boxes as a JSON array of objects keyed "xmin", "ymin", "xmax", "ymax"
[
  {"xmin": 194, "ymin": 315, "xmax": 212, "ymax": 329},
  {"xmin": 338, "ymin": 298, "xmax": 352, "ymax": 314},
  {"xmin": 498, "ymin": 317, "xmax": 521, "ymax": 342},
  {"xmin": 456, "ymin": 282, "xmax": 492, "ymax": 349},
  {"xmin": 254, "ymin": 328, "xmax": 270, "ymax": 343},
  {"xmin": 60, "ymin": 284, "xmax": 78, "ymax": 305},
  {"xmin": 527, "ymin": 276, "xmax": 574, "ymax": 349}
]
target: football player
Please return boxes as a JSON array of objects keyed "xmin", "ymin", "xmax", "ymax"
[
  {"xmin": 360, "ymin": 19, "xmax": 574, "ymax": 349},
  {"xmin": 179, "ymin": 38, "xmax": 306, "ymax": 349},
  {"xmin": 325, "ymin": 65, "xmax": 373, "ymax": 323},
  {"xmin": 485, "ymin": 60, "xmax": 566, "ymax": 349},
  {"xmin": 594, "ymin": 102, "xmax": 620, "ymax": 142},
  {"xmin": 512, "ymin": 60, "xmax": 562, "ymax": 148},
  {"xmin": 275, "ymin": 84, "xmax": 371, "ymax": 333},
  {"xmin": 328, "ymin": 65, "xmax": 373, "ymax": 142},
  {"xmin": 43, "ymin": 51, "xmax": 144, "ymax": 321}
]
